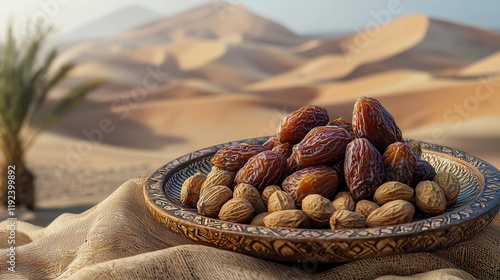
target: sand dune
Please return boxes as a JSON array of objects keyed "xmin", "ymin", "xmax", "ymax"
[
  {"xmin": 459, "ymin": 51, "xmax": 500, "ymax": 77},
  {"xmin": 25, "ymin": 4, "xmax": 500, "ymax": 210}
]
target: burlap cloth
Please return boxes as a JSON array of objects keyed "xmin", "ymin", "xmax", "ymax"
[{"xmin": 1, "ymin": 177, "xmax": 499, "ymax": 279}]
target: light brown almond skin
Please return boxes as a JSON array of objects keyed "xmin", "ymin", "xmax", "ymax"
[
  {"xmin": 373, "ymin": 181, "xmax": 414, "ymax": 206},
  {"xmin": 180, "ymin": 173, "xmax": 206, "ymax": 207},
  {"xmin": 331, "ymin": 191, "xmax": 355, "ymax": 211},
  {"xmin": 262, "ymin": 185, "xmax": 281, "ymax": 206},
  {"xmin": 219, "ymin": 198, "xmax": 255, "ymax": 224},
  {"xmin": 267, "ymin": 190, "xmax": 295, "ymax": 213},
  {"xmin": 234, "ymin": 183, "xmax": 267, "ymax": 214},
  {"xmin": 415, "ymin": 181, "xmax": 446, "ymax": 216},
  {"xmin": 366, "ymin": 199, "xmax": 415, "ymax": 227},
  {"xmin": 197, "ymin": 185, "xmax": 233, "ymax": 218},
  {"xmin": 250, "ymin": 212, "xmax": 269, "ymax": 226},
  {"xmin": 330, "ymin": 210, "xmax": 366, "ymax": 230},
  {"xmin": 301, "ymin": 194, "xmax": 336, "ymax": 227},
  {"xmin": 354, "ymin": 200, "xmax": 379, "ymax": 218},
  {"xmin": 200, "ymin": 166, "xmax": 235, "ymax": 196},
  {"xmin": 263, "ymin": 210, "xmax": 311, "ymax": 228},
  {"xmin": 433, "ymin": 172, "xmax": 460, "ymax": 208}
]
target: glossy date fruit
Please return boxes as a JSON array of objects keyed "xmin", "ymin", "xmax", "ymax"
[
  {"xmin": 282, "ymin": 165, "xmax": 339, "ymax": 206},
  {"xmin": 410, "ymin": 158, "xmax": 437, "ymax": 188},
  {"xmin": 287, "ymin": 155, "xmax": 302, "ymax": 174},
  {"xmin": 272, "ymin": 142, "xmax": 293, "ymax": 159},
  {"xmin": 344, "ymin": 138, "xmax": 384, "ymax": 201},
  {"xmin": 382, "ymin": 142, "xmax": 418, "ymax": 185},
  {"xmin": 211, "ymin": 143, "xmax": 268, "ymax": 172},
  {"xmin": 276, "ymin": 105, "xmax": 329, "ymax": 144},
  {"xmin": 234, "ymin": 150, "xmax": 288, "ymax": 192},
  {"xmin": 352, "ymin": 97, "xmax": 402, "ymax": 151},
  {"xmin": 332, "ymin": 159, "xmax": 347, "ymax": 191},
  {"xmin": 262, "ymin": 137, "xmax": 279, "ymax": 150},
  {"xmin": 292, "ymin": 126, "xmax": 352, "ymax": 168},
  {"xmin": 327, "ymin": 117, "xmax": 355, "ymax": 138}
]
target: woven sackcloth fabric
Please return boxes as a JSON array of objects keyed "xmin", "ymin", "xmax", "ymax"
[{"xmin": 1, "ymin": 177, "xmax": 499, "ymax": 280}]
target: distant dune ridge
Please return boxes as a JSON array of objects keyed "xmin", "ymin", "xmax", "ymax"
[{"xmin": 28, "ymin": 4, "xmax": 500, "ymax": 208}]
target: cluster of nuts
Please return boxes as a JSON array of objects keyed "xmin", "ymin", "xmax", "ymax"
[{"xmin": 180, "ymin": 97, "xmax": 461, "ymax": 230}]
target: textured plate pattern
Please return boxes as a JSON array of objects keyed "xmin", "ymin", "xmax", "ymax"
[{"xmin": 144, "ymin": 137, "xmax": 500, "ymax": 263}]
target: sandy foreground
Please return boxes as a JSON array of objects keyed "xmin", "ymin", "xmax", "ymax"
[{"xmin": 1, "ymin": 5, "xmax": 499, "ymax": 226}]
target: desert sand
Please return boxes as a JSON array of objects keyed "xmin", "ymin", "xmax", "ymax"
[{"xmin": 3, "ymin": 4, "xmax": 499, "ymax": 225}]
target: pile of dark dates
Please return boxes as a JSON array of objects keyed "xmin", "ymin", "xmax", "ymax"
[{"xmin": 181, "ymin": 97, "xmax": 460, "ymax": 229}]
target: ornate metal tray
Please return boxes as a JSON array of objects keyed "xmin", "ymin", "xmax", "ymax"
[{"xmin": 144, "ymin": 137, "xmax": 500, "ymax": 263}]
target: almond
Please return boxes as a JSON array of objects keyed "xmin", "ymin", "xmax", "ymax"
[
  {"xmin": 331, "ymin": 191, "xmax": 355, "ymax": 211},
  {"xmin": 219, "ymin": 198, "xmax": 255, "ymax": 223},
  {"xmin": 366, "ymin": 199, "xmax": 415, "ymax": 227},
  {"xmin": 200, "ymin": 166, "xmax": 235, "ymax": 196},
  {"xmin": 373, "ymin": 181, "xmax": 414, "ymax": 205},
  {"xmin": 433, "ymin": 172, "xmax": 460, "ymax": 208},
  {"xmin": 330, "ymin": 210, "xmax": 366, "ymax": 230},
  {"xmin": 301, "ymin": 194, "xmax": 335, "ymax": 227},
  {"xmin": 234, "ymin": 183, "xmax": 267, "ymax": 213},
  {"xmin": 197, "ymin": 185, "xmax": 232, "ymax": 218},
  {"xmin": 261, "ymin": 185, "xmax": 281, "ymax": 206},
  {"xmin": 354, "ymin": 200, "xmax": 379, "ymax": 218},
  {"xmin": 180, "ymin": 172, "xmax": 206, "ymax": 207},
  {"xmin": 415, "ymin": 181, "xmax": 446, "ymax": 216},
  {"xmin": 263, "ymin": 210, "xmax": 311, "ymax": 228},
  {"xmin": 267, "ymin": 190, "xmax": 295, "ymax": 213}
]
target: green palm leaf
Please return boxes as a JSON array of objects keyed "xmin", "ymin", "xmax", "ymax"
[{"xmin": 0, "ymin": 21, "xmax": 106, "ymax": 162}]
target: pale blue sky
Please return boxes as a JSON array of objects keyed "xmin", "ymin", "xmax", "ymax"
[{"xmin": 0, "ymin": 0, "xmax": 499, "ymax": 38}]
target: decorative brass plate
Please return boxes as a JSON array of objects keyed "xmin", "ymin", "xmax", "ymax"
[{"xmin": 144, "ymin": 137, "xmax": 500, "ymax": 263}]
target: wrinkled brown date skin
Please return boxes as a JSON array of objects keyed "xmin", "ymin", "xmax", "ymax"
[
  {"xmin": 211, "ymin": 143, "xmax": 268, "ymax": 172},
  {"xmin": 272, "ymin": 142, "xmax": 293, "ymax": 159},
  {"xmin": 282, "ymin": 165, "xmax": 339, "ymax": 206},
  {"xmin": 287, "ymin": 155, "xmax": 302, "ymax": 174},
  {"xmin": 344, "ymin": 138, "xmax": 384, "ymax": 201},
  {"xmin": 352, "ymin": 97, "xmax": 402, "ymax": 151},
  {"xmin": 276, "ymin": 105, "xmax": 329, "ymax": 144},
  {"xmin": 263, "ymin": 137, "xmax": 279, "ymax": 150},
  {"xmin": 293, "ymin": 126, "xmax": 352, "ymax": 168},
  {"xmin": 382, "ymin": 142, "xmax": 418, "ymax": 185},
  {"xmin": 327, "ymin": 117, "xmax": 355, "ymax": 139},
  {"xmin": 235, "ymin": 150, "xmax": 288, "ymax": 192},
  {"xmin": 332, "ymin": 159, "xmax": 348, "ymax": 191},
  {"xmin": 411, "ymin": 158, "xmax": 437, "ymax": 188}
]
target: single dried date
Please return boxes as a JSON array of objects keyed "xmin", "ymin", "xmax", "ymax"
[
  {"xmin": 332, "ymin": 159, "xmax": 348, "ymax": 191},
  {"xmin": 276, "ymin": 105, "xmax": 329, "ymax": 144},
  {"xmin": 234, "ymin": 150, "xmax": 288, "ymax": 192},
  {"xmin": 327, "ymin": 117, "xmax": 355, "ymax": 138},
  {"xmin": 292, "ymin": 126, "xmax": 352, "ymax": 168},
  {"xmin": 352, "ymin": 97, "xmax": 402, "ymax": 151},
  {"xmin": 263, "ymin": 137, "xmax": 279, "ymax": 150},
  {"xmin": 282, "ymin": 165, "xmax": 338, "ymax": 206},
  {"xmin": 411, "ymin": 158, "xmax": 436, "ymax": 188},
  {"xmin": 344, "ymin": 138, "xmax": 384, "ymax": 201},
  {"xmin": 382, "ymin": 142, "xmax": 418, "ymax": 185},
  {"xmin": 287, "ymin": 155, "xmax": 302, "ymax": 174},
  {"xmin": 211, "ymin": 143, "xmax": 268, "ymax": 172},
  {"xmin": 272, "ymin": 142, "xmax": 293, "ymax": 159}
]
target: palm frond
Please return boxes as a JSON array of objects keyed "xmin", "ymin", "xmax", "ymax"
[
  {"xmin": 0, "ymin": 21, "xmax": 105, "ymax": 163},
  {"xmin": 24, "ymin": 78, "xmax": 106, "ymax": 148}
]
